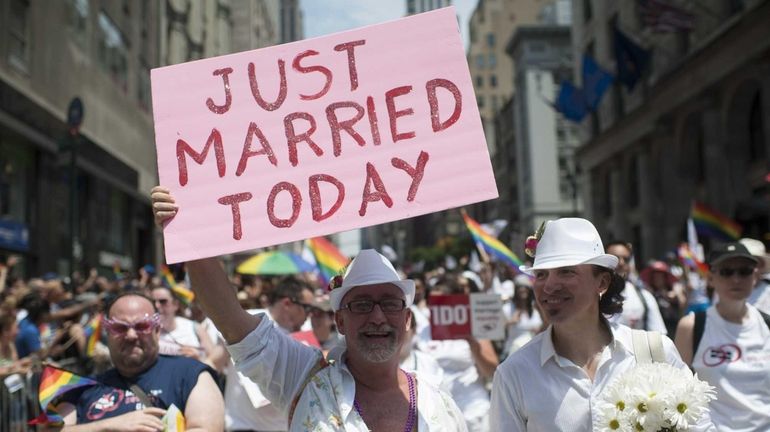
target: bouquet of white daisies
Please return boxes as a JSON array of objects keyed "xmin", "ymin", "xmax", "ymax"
[{"xmin": 596, "ymin": 363, "xmax": 716, "ymax": 432}]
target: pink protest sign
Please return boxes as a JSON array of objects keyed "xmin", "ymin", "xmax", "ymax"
[{"xmin": 151, "ymin": 7, "xmax": 498, "ymax": 263}]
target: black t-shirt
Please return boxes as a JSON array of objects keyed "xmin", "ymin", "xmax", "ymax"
[{"xmin": 60, "ymin": 355, "xmax": 214, "ymax": 424}]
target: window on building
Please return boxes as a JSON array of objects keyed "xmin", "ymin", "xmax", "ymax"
[
  {"xmin": 476, "ymin": 75, "xmax": 483, "ymax": 87},
  {"xmin": 68, "ymin": 0, "xmax": 89, "ymax": 46},
  {"xmin": 488, "ymin": 53, "xmax": 497, "ymax": 68},
  {"xmin": 627, "ymin": 155, "xmax": 639, "ymax": 208},
  {"xmin": 486, "ymin": 33, "xmax": 495, "ymax": 48},
  {"xmin": 749, "ymin": 92, "xmax": 766, "ymax": 160},
  {"xmin": 8, "ymin": 0, "xmax": 31, "ymax": 71},
  {"xmin": 137, "ymin": 65, "xmax": 151, "ymax": 110},
  {"xmin": 477, "ymin": 96, "xmax": 485, "ymax": 108},
  {"xmin": 529, "ymin": 42, "xmax": 546, "ymax": 53},
  {"xmin": 476, "ymin": 54, "xmax": 485, "ymax": 68},
  {"xmin": 97, "ymin": 12, "xmax": 129, "ymax": 91},
  {"xmin": 490, "ymin": 74, "xmax": 498, "ymax": 88},
  {"xmin": 492, "ymin": 95, "xmax": 499, "ymax": 112},
  {"xmin": 583, "ymin": 0, "xmax": 593, "ymax": 23}
]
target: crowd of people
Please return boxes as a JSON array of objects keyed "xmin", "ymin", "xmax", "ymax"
[{"xmin": 0, "ymin": 189, "xmax": 767, "ymax": 431}]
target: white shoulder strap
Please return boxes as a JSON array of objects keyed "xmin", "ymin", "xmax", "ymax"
[
  {"xmin": 631, "ymin": 329, "xmax": 665, "ymax": 364},
  {"xmin": 631, "ymin": 329, "xmax": 652, "ymax": 363},
  {"xmin": 647, "ymin": 331, "xmax": 666, "ymax": 363}
]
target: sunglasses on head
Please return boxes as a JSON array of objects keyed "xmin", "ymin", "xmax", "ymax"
[
  {"xmin": 715, "ymin": 267, "xmax": 755, "ymax": 278},
  {"xmin": 104, "ymin": 314, "xmax": 161, "ymax": 336}
]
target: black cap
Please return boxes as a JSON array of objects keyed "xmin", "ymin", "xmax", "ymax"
[{"xmin": 708, "ymin": 242, "xmax": 759, "ymax": 267}]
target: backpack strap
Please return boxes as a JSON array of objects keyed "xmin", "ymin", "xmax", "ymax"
[
  {"xmin": 287, "ymin": 356, "xmax": 330, "ymax": 426},
  {"xmin": 692, "ymin": 310, "xmax": 707, "ymax": 357},
  {"xmin": 631, "ymin": 329, "xmax": 666, "ymax": 364}
]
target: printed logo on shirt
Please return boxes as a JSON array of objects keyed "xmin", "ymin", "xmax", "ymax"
[
  {"xmin": 86, "ymin": 389, "xmax": 161, "ymax": 420},
  {"xmin": 702, "ymin": 343, "xmax": 742, "ymax": 367}
]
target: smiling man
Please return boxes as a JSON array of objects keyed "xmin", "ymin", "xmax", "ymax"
[
  {"xmin": 489, "ymin": 218, "xmax": 714, "ymax": 431},
  {"xmin": 55, "ymin": 293, "xmax": 224, "ymax": 431},
  {"xmin": 151, "ymin": 186, "xmax": 466, "ymax": 431}
]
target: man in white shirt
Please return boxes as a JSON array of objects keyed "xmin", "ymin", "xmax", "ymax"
[
  {"xmin": 223, "ymin": 277, "xmax": 314, "ymax": 432},
  {"xmin": 152, "ymin": 184, "xmax": 466, "ymax": 431},
  {"xmin": 605, "ymin": 240, "xmax": 668, "ymax": 334},
  {"xmin": 490, "ymin": 218, "xmax": 714, "ymax": 431}
]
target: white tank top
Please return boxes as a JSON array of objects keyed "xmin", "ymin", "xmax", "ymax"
[
  {"xmin": 159, "ymin": 316, "xmax": 202, "ymax": 356},
  {"xmin": 691, "ymin": 305, "xmax": 770, "ymax": 431}
]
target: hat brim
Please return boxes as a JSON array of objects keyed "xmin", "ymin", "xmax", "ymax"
[
  {"xmin": 519, "ymin": 254, "xmax": 618, "ymax": 275},
  {"xmin": 330, "ymin": 280, "xmax": 415, "ymax": 311}
]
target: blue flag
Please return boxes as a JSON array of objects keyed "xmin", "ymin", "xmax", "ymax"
[
  {"xmin": 614, "ymin": 27, "xmax": 651, "ymax": 91},
  {"xmin": 582, "ymin": 55, "xmax": 614, "ymax": 110},
  {"xmin": 554, "ymin": 81, "xmax": 588, "ymax": 122}
]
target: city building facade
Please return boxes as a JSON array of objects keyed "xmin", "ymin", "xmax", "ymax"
[
  {"xmin": 573, "ymin": 0, "xmax": 770, "ymax": 262},
  {"xmin": 0, "ymin": 0, "xmax": 164, "ymax": 277},
  {"xmin": 505, "ymin": 25, "xmax": 581, "ymax": 244}
]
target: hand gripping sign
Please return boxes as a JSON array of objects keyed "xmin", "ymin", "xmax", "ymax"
[
  {"xmin": 428, "ymin": 293, "xmax": 505, "ymax": 340},
  {"xmin": 151, "ymin": 7, "xmax": 498, "ymax": 263}
]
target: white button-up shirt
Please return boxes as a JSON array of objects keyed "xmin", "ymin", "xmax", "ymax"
[
  {"xmin": 490, "ymin": 323, "xmax": 715, "ymax": 431},
  {"xmin": 228, "ymin": 314, "xmax": 467, "ymax": 431}
]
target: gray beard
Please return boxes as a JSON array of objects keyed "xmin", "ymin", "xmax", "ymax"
[{"xmin": 355, "ymin": 333, "xmax": 398, "ymax": 363}]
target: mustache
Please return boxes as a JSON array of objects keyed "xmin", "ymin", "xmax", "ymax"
[{"xmin": 357, "ymin": 324, "xmax": 396, "ymax": 335}]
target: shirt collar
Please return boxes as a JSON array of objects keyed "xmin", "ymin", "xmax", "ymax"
[{"xmin": 539, "ymin": 319, "xmax": 629, "ymax": 367}]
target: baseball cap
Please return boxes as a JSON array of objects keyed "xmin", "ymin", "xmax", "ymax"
[{"xmin": 708, "ymin": 242, "xmax": 759, "ymax": 267}]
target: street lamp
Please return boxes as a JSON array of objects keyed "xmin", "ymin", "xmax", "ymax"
[{"xmin": 66, "ymin": 97, "xmax": 84, "ymax": 277}]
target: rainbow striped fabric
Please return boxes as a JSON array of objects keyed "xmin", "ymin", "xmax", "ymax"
[
  {"xmin": 83, "ymin": 313, "xmax": 102, "ymax": 357},
  {"xmin": 677, "ymin": 243, "xmax": 709, "ymax": 276},
  {"xmin": 161, "ymin": 265, "xmax": 195, "ymax": 305},
  {"xmin": 306, "ymin": 237, "xmax": 350, "ymax": 285},
  {"xmin": 691, "ymin": 202, "xmax": 742, "ymax": 241},
  {"xmin": 38, "ymin": 365, "xmax": 98, "ymax": 425},
  {"xmin": 462, "ymin": 212, "xmax": 524, "ymax": 271}
]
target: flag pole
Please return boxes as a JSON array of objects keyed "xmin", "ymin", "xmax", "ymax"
[{"xmin": 460, "ymin": 208, "xmax": 491, "ymax": 263}]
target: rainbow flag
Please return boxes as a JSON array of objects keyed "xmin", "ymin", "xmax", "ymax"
[
  {"xmin": 678, "ymin": 243, "xmax": 709, "ymax": 276},
  {"xmin": 37, "ymin": 365, "xmax": 98, "ymax": 425},
  {"xmin": 691, "ymin": 202, "xmax": 742, "ymax": 241},
  {"xmin": 306, "ymin": 237, "xmax": 350, "ymax": 285},
  {"xmin": 83, "ymin": 314, "xmax": 102, "ymax": 357},
  {"xmin": 462, "ymin": 211, "xmax": 524, "ymax": 272},
  {"xmin": 161, "ymin": 265, "xmax": 195, "ymax": 306}
]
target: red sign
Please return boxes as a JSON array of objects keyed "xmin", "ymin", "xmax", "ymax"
[
  {"xmin": 291, "ymin": 330, "xmax": 321, "ymax": 348},
  {"xmin": 428, "ymin": 294, "xmax": 471, "ymax": 340}
]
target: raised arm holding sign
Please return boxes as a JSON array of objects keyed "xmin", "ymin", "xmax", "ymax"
[{"xmin": 151, "ymin": 8, "xmax": 484, "ymax": 431}]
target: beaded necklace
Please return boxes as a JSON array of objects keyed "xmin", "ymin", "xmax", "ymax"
[{"xmin": 353, "ymin": 369, "xmax": 417, "ymax": 432}]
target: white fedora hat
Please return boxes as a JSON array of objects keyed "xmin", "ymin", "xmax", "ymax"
[
  {"xmin": 519, "ymin": 218, "xmax": 618, "ymax": 274},
  {"xmin": 329, "ymin": 249, "xmax": 415, "ymax": 311}
]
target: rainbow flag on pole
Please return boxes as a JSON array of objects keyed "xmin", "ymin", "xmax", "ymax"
[
  {"xmin": 305, "ymin": 237, "xmax": 350, "ymax": 285},
  {"xmin": 161, "ymin": 265, "xmax": 195, "ymax": 306},
  {"xmin": 461, "ymin": 211, "xmax": 524, "ymax": 272},
  {"xmin": 35, "ymin": 365, "xmax": 98, "ymax": 425},
  {"xmin": 677, "ymin": 243, "xmax": 709, "ymax": 276},
  {"xmin": 83, "ymin": 313, "xmax": 102, "ymax": 357},
  {"xmin": 691, "ymin": 202, "xmax": 742, "ymax": 241}
]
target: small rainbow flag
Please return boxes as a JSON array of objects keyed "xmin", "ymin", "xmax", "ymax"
[
  {"xmin": 83, "ymin": 314, "xmax": 102, "ymax": 357},
  {"xmin": 37, "ymin": 365, "xmax": 98, "ymax": 425},
  {"xmin": 691, "ymin": 202, "xmax": 742, "ymax": 241},
  {"xmin": 678, "ymin": 243, "xmax": 709, "ymax": 276},
  {"xmin": 161, "ymin": 265, "xmax": 195, "ymax": 306},
  {"xmin": 462, "ymin": 211, "xmax": 524, "ymax": 272},
  {"xmin": 306, "ymin": 237, "xmax": 350, "ymax": 285}
]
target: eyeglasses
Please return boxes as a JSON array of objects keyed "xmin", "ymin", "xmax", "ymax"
[
  {"xmin": 104, "ymin": 314, "xmax": 161, "ymax": 336},
  {"xmin": 343, "ymin": 299, "xmax": 406, "ymax": 315},
  {"xmin": 290, "ymin": 299, "xmax": 314, "ymax": 314},
  {"xmin": 153, "ymin": 298, "xmax": 170, "ymax": 306},
  {"xmin": 715, "ymin": 267, "xmax": 755, "ymax": 278}
]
